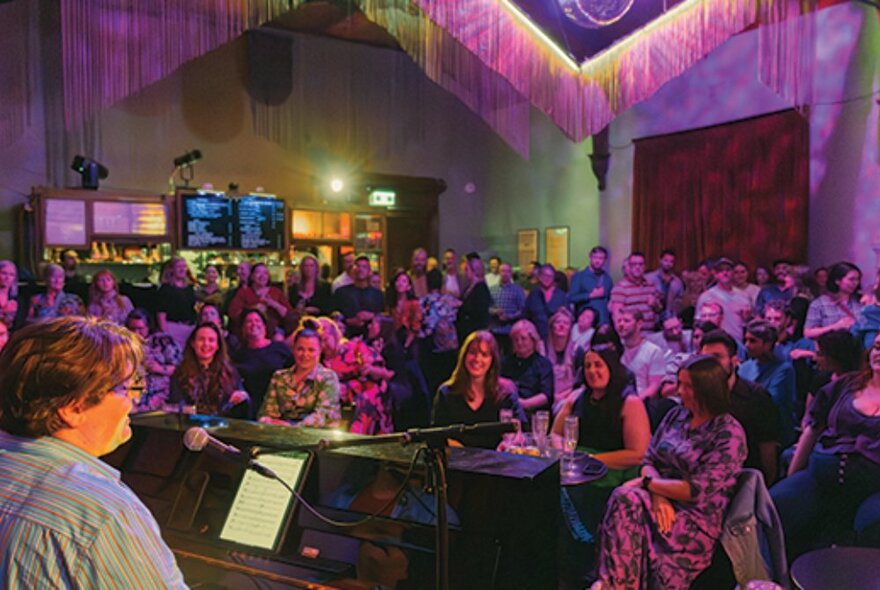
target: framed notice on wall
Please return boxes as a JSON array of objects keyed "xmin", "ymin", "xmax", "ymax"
[
  {"xmin": 545, "ymin": 226, "xmax": 569, "ymax": 270},
  {"xmin": 517, "ymin": 229, "xmax": 539, "ymax": 271}
]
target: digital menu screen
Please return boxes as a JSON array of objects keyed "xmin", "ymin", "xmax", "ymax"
[
  {"xmin": 93, "ymin": 201, "xmax": 167, "ymax": 236},
  {"xmin": 234, "ymin": 196, "xmax": 285, "ymax": 250},
  {"xmin": 181, "ymin": 192, "xmax": 233, "ymax": 249}
]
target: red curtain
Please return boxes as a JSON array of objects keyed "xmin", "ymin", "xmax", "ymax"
[{"xmin": 632, "ymin": 109, "xmax": 809, "ymax": 271}]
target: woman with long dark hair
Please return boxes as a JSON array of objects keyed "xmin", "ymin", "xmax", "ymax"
[
  {"xmin": 232, "ymin": 308, "xmax": 294, "ymax": 418},
  {"xmin": 288, "ymin": 254, "xmax": 332, "ymax": 316},
  {"xmin": 168, "ymin": 322, "xmax": 249, "ymax": 418},
  {"xmin": 386, "ymin": 269, "xmax": 423, "ymax": 350},
  {"xmin": 551, "ymin": 342, "xmax": 649, "ymax": 470},
  {"xmin": 771, "ymin": 332, "xmax": 880, "ymax": 558},
  {"xmin": 592, "ymin": 356, "xmax": 746, "ymax": 590},
  {"xmin": 228, "ymin": 263, "xmax": 293, "ymax": 340},
  {"xmin": 432, "ymin": 330, "xmax": 526, "ymax": 449},
  {"xmin": 804, "ymin": 261, "xmax": 863, "ymax": 340}
]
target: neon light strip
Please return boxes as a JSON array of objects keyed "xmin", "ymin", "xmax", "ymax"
[{"xmin": 499, "ymin": 0, "xmax": 581, "ymax": 71}]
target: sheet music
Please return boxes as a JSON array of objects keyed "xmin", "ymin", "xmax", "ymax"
[{"xmin": 218, "ymin": 454, "xmax": 306, "ymax": 550}]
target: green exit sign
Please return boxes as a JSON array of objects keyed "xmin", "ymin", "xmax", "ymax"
[{"xmin": 368, "ymin": 189, "xmax": 396, "ymax": 207}]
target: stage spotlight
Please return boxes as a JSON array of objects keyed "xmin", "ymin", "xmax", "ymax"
[
  {"xmin": 173, "ymin": 149, "xmax": 202, "ymax": 169},
  {"xmin": 70, "ymin": 155, "xmax": 108, "ymax": 190},
  {"xmin": 329, "ymin": 178, "xmax": 345, "ymax": 193}
]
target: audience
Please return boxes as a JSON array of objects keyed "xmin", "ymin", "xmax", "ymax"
[
  {"xmin": 156, "ymin": 257, "xmax": 197, "ymax": 347},
  {"xmin": 803, "ymin": 261, "xmax": 862, "ymax": 340},
  {"xmin": 488, "ymin": 262, "xmax": 526, "ymax": 352},
  {"xmin": 289, "ymin": 254, "xmax": 333, "ymax": 316},
  {"xmin": 126, "ymin": 309, "xmax": 182, "ymax": 413},
  {"xmin": 168, "ymin": 322, "xmax": 249, "ymax": 418},
  {"xmin": 386, "ymin": 269, "xmax": 423, "ymax": 350},
  {"xmin": 87, "ymin": 269, "xmax": 134, "ymax": 325},
  {"xmin": 0, "ymin": 261, "xmax": 18, "ymax": 330},
  {"xmin": 645, "ymin": 249, "xmax": 684, "ymax": 318},
  {"xmin": 593, "ymin": 355, "xmax": 746, "ymax": 590},
  {"xmin": 194, "ymin": 264, "xmax": 224, "ymax": 308},
  {"xmin": 28, "ymin": 263, "xmax": 81, "ymax": 323},
  {"xmin": 333, "ymin": 256, "xmax": 384, "ymax": 338},
  {"xmin": 501, "ymin": 319, "xmax": 553, "ymax": 416},
  {"xmin": 258, "ymin": 322, "xmax": 341, "ymax": 428},
  {"xmin": 771, "ymin": 332, "xmax": 880, "ymax": 559},
  {"xmin": 569, "ymin": 246, "xmax": 613, "ymax": 326},
  {"xmin": 432, "ymin": 331, "xmax": 526, "ymax": 449},
  {"xmin": 456, "ymin": 253, "xmax": 492, "ymax": 343},
  {"xmin": 232, "ymin": 308, "xmax": 294, "ymax": 418},
  {"xmin": 609, "ymin": 252, "xmax": 660, "ymax": 331},
  {"xmin": 228, "ymin": 262, "xmax": 293, "ymax": 340},
  {"xmin": 545, "ymin": 307, "xmax": 579, "ymax": 398},
  {"xmin": 525, "ymin": 262, "xmax": 569, "ymax": 340},
  {"xmin": 695, "ymin": 257, "xmax": 752, "ymax": 343}
]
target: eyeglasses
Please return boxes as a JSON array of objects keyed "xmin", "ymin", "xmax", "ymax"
[{"xmin": 110, "ymin": 374, "xmax": 146, "ymax": 400}]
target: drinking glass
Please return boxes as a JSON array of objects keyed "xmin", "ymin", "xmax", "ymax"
[
  {"xmin": 562, "ymin": 415, "xmax": 579, "ymax": 474},
  {"xmin": 532, "ymin": 410, "xmax": 550, "ymax": 455},
  {"xmin": 500, "ymin": 408, "xmax": 516, "ymax": 446}
]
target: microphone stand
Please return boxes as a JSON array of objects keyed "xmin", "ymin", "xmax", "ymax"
[{"xmin": 318, "ymin": 423, "xmax": 511, "ymax": 590}]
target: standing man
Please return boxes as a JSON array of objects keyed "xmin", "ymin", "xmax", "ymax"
[
  {"xmin": 441, "ymin": 248, "xmax": 464, "ymax": 299},
  {"xmin": 485, "ymin": 256, "xmax": 502, "ymax": 289},
  {"xmin": 489, "ymin": 262, "xmax": 526, "ymax": 354},
  {"xmin": 568, "ymin": 246, "xmax": 614, "ymax": 326},
  {"xmin": 60, "ymin": 249, "xmax": 89, "ymax": 301},
  {"xmin": 331, "ymin": 251, "xmax": 357, "ymax": 293},
  {"xmin": 0, "ymin": 317, "xmax": 187, "ymax": 588},
  {"xmin": 524, "ymin": 263, "xmax": 569, "ymax": 340},
  {"xmin": 333, "ymin": 256, "xmax": 385, "ymax": 337},
  {"xmin": 695, "ymin": 257, "xmax": 753, "ymax": 343},
  {"xmin": 644, "ymin": 249, "xmax": 684, "ymax": 319},
  {"xmin": 409, "ymin": 247, "xmax": 429, "ymax": 298},
  {"xmin": 609, "ymin": 252, "xmax": 661, "ymax": 331}
]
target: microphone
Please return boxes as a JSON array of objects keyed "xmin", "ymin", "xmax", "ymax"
[
  {"xmin": 183, "ymin": 426, "xmax": 242, "ymax": 456},
  {"xmin": 183, "ymin": 427, "xmax": 277, "ymax": 479}
]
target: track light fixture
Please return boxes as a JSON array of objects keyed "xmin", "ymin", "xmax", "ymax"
[{"xmin": 70, "ymin": 155, "xmax": 109, "ymax": 190}]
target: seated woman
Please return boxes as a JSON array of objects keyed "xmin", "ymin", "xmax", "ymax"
[
  {"xmin": 168, "ymin": 322, "xmax": 250, "ymax": 418},
  {"xmin": 126, "ymin": 309, "xmax": 182, "ymax": 413},
  {"xmin": 228, "ymin": 263, "xmax": 293, "ymax": 340},
  {"xmin": 232, "ymin": 308, "xmax": 294, "ymax": 418},
  {"xmin": 771, "ymin": 332, "xmax": 880, "ymax": 559},
  {"xmin": 368, "ymin": 314, "xmax": 429, "ymax": 430},
  {"xmin": 87, "ymin": 269, "xmax": 134, "ymax": 325},
  {"xmin": 500, "ymin": 319, "xmax": 553, "ymax": 417},
  {"xmin": 258, "ymin": 323, "xmax": 341, "ymax": 428},
  {"xmin": 592, "ymin": 355, "xmax": 746, "ymax": 590},
  {"xmin": 28, "ymin": 263, "xmax": 83, "ymax": 323},
  {"xmin": 433, "ymin": 330, "xmax": 527, "ymax": 449},
  {"xmin": 199, "ymin": 302, "xmax": 240, "ymax": 354},
  {"xmin": 551, "ymin": 343, "xmax": 650, "ymax": 470},
  {"xmin": 545, "ymin": 308, "xmax": 579, "ymax": 403}
]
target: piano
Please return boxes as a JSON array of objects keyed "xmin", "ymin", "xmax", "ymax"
[{"xmin": 105, "ymin": 413, "xmax": 560, "ymax": 589}]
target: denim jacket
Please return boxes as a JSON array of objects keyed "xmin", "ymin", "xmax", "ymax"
[{"xmin": 720, "ymin": 468, "xmax": 789, "ymax": 589}]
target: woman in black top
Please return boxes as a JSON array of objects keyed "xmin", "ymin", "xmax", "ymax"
[
  {"xmin": 232, "ymin": 308, "xmax": 294, "ymax": 418},
  {"xmin": 157, "ymin": 257, "xmax": 197, "ymax": 348},
  {"xmin": 169, "ymin": 322, "xmax": 249, "ymax": 418},
  {"xmin": 501, "ymin": 319, "xmax": 553, "ymax": 416},
  {"xmin": 551, "ymin": 342, "xmax": 650, "ymax": 469},
  {"xmin": 289, "ymin": 254, "xmax": 333, "ymax": 316},
  {"xmin": 456, "ymin": 254, "xmax": 492, "ymax": 343},
  {"xmin": 433, "ymin": 330, "xmax": 526, "ymax": 449}
]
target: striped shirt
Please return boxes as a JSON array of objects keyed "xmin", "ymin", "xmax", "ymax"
[
  {"xmin": 0, "ymin": 431, "xmax": 187, "ymax": 589},
  {"xmin": 609, "ymin": 277, "xmax": 659, "ymax": 330}
]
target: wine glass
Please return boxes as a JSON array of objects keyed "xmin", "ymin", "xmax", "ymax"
[
  {"xmin": 532, "ymin": 410, "xmax": 550, "ymax": 455},
  {"xmin": 500, "ymin": 408, "xmax": 517, "ymax": 447},
  {"xmin": 563, "ymin": 415, "xmax": 579, "ymax": 474}
]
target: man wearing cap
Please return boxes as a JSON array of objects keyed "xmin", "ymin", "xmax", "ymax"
[{"xmin": 695, "ymin": 257, "xmax": 753, "ymax": 343}]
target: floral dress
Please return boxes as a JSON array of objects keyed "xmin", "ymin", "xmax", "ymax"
[
  {"xmin": 28, "ymin": 292, "xmax": 83, "ymax": 322},
  {"xmin": 133, "ymin": 332, "xmax": 183, "ymax": 413},
  {"xmin": 597, "ymin": 405, "xmax": 746, "ymax": 590},
  {"xmin": 258, "ymin": 364, "xmax": 341, "ymax": 428},
  {"xmin": 419, "ymin": 292, "xmax": 460, "ymax": 352},
  {"xmin": 325, "ymin": 338, "xmax": 393, "ymax": 435}
]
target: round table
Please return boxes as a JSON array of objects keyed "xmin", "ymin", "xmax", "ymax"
[{"xmin": 791, "ymin": 546, "xmax": 880, "ymax": 590}]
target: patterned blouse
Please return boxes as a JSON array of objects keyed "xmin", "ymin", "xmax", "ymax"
[
  {"xmin": 419, "ymin": 292, "xmax": 460, "ymax": 352},
  {"xmin": 133, "ymin": 332, "xmax": 183, "ymax": 413},
  {"xmin": 259, "ymin": 364, "xmax": 341, "ymax": 428},
  {"xmin": 88, "ymin": 295, "xmax": 134, "ymax": 325},
  {"xmin": 28, "ymin": 292, "xmax": 83, "ymax": 322}
]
